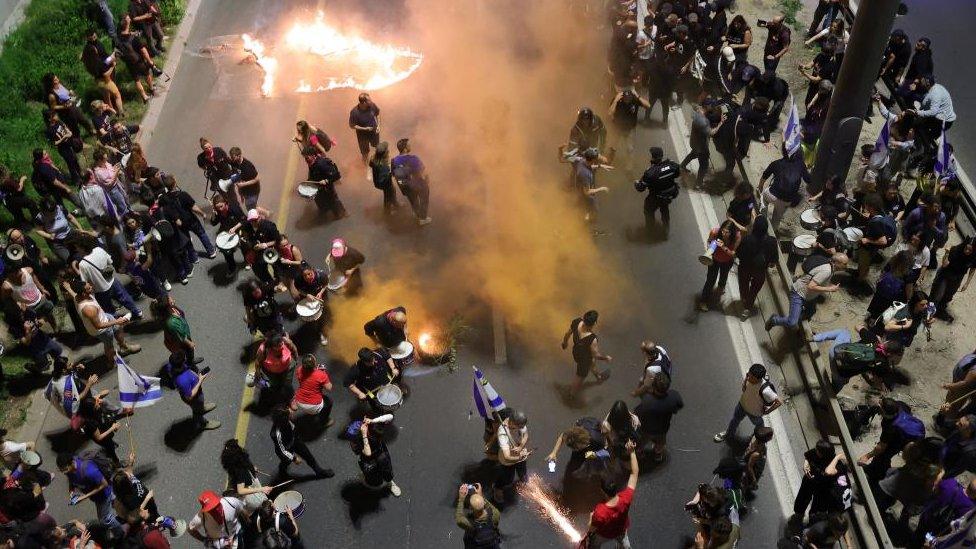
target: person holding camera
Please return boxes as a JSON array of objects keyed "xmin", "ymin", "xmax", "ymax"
[
  {"xmin": 456, "ymin": 483, "xmax": 501, "ymax": 549},
  {"xmin": 635, "ymin": 147, "xmax": 680, "ymax": 237}
]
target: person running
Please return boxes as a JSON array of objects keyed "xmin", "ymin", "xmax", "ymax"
[
  {"xmin": 585, "ymin": 441, "xmax": 639, "ymax": 548},
  {"xmin": 270, "ymin": 406, "xmax": 333, "ymax": 479},
  {"xmin": 713, "ymin": 364, "xmax": 782, "ymax": 443},
  {"xmin": 562, "ymin": 310, "xmax": 612, "ymax": 396}
]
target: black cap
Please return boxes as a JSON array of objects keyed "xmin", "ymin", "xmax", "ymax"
[{"xmin": 649, "ymin": 147, "xmax": 664, "ymax": 160}]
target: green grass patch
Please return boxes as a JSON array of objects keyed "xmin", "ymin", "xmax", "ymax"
[{"xmin": 779, "ymin": 0, "xmax": 805, "ymax": 30}]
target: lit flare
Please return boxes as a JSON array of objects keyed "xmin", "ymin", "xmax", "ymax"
[
  {"xmin": 241, "ymin": 34, "xmax": 277, "ymax": 97},
  {"xmin": 518, "ymin": 474, "xmax": 583, "ymax": 544}
]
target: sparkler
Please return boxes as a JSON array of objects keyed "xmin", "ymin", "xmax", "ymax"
[{"xmin": 519, "ymin": 474, "xmax": 583, "ymax": 544}]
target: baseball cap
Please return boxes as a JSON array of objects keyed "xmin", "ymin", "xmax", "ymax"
[
  {"xmin": 722, "ymin": 46, "xmax": 734, "ymax": 62},
  {"xmin": 198, "ymin": 490, "xmax": 221, "ymax": 512},
  {"xmin": 330, "ymin": 238, "xmax": 346, "ymax": 258},
  {"xmin": 246, "ymin": 209, "xmax": 260, "ymax": 221}
]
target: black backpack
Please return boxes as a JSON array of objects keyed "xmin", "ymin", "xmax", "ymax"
[
  {"xmin": 313, "ymin": 157, "xmax": 341, "ymax": 184},
  {"xmin": 313, "ymin": 129, "xmax": 333, "ymax": 152},
  {"xmin": 78, "ymin": 449, "xmax": 116, "ymax": 480},
  {"xmin": 801, "ymin": 253, "xmax": 831, "ymax": 275},
  {"xmin": 464, "ymin": 519, "xmax": 501, "ymax": 549}
]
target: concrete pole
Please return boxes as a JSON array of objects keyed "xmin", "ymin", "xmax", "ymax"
[{"xmin": 810, "ymin": 0, "xmax": 902, "ymax": 192}]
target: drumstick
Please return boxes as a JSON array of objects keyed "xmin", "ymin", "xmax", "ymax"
[{"xmin": 268, "ymin": 479, "xmax": 295, "ymax": 490}]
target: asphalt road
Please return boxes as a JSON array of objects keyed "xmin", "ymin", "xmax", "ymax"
[{"xmin": 33, "ymin": 0, "xmax": 790, "ymax": 547}]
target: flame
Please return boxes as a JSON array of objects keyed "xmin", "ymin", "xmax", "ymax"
[
  {"xmin": 418, "ymin": 332, "xmax": 432, "ymax": 352},
  {"xmin": 518, "ymin": 474, "xmax": 583, "ymax": 544},
  {"xmin": 241, "ymin": 33, "xmax": 277, "ymax": 97},
  {"xmin": 239, "ymin": 11, "xmax": 423, "ymax": 97}
]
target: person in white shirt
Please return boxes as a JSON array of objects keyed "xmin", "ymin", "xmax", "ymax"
[
  {"xmin": 713, "ymin": 364, "xmax": 782, "ymax": 443},
  {"xmin": 494, "ymin": 411, "xmax": 530, "ymax": 502},
  {"xmin": 76, "ymin": 242, "xmax": 142, "ymax": 319},
  {"xmin": 189, "ymin": 491, "xmax": 245, "ymax": 549},
  {"xmin": 0, "ymin": 428, "xmax": 34, "ymax": 470},
  {"xmin": 69, "ymin": 279, "xmax": 140, "ymax": 361}
]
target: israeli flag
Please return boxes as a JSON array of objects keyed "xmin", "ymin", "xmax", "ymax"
[
  {"xmin": 472, "ymin": 366, "xmax": 507, "ymax": 419},
  {"xmin": 45, "ymin": 374, "xmax": 80, "ymax": 418},
  {"xmin": 117, "ymin": 355, "xmax": 162, "ymax": 410},
  {"xmin": 783, "ymin": 96, "xmax": 802, "ymax": 157},
  {"xmin": 934, "ymin": 127, "xmax": 955, "ymax": 180},
  {"xmin": 874, "ymin": 116, "xmax": 891, "ymax": 153}
]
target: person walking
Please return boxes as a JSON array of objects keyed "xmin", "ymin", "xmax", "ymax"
[
  {"xmin": 758, "ymin": 146, "xmax": 810, "ymax": 233},
  {"xmin": 77, "ymin": 241, "xmax": 143, "ymax": 320},
  {"xmin": 392, "ymin": 138, "xmax": 432, "ymax": 226},
  {"xmin": 166, "ymin": 352, "xmax": 220, "ymax": 432},
  {"xmin": 57, "ymin": 451, "xmax": 123, "ymax": 531},
  {"xmin": 270, "ymin": 406, "xmax": 333, "ymax": 479},
  {"xmin": 680, "ymin": 105, "xmax": 719, "ymax": 188},
  {"xmin": 634, "ymin": 373, "xmax": 683, "ymax": 462},
  {"xmin": 735, "ymin": 215, "xmax": 778, "ymax": 320},
  {"xmin": 456, "ymin": 483, "xmax": 501, "ymax": 549},
  {"xmin": 350, "ymin": 414, "xmax": 401, "ymax": 497},
  {"xmin": 561, "ymin": 310, "xmax": 612, "ymax": 397},
  {"xmin": 761, "ymin": 15, "xmax": 791, "ymax": 73},
  {"xmin": 369, "ymin": 141, "xmax": 399, "ymax": 214},
  {"xmin": 713, "ymin": 363, "xmax": 782, "ymax": 443},
  {"xmin": 931, "ymin": 237, "xmax": 976, "ymax": 323},
  {"xmin": 635, "ymin": 147, "xmax": 680, "ymax": 236},
  {"xmin": 584, "ymin": 441, "xmax": 639, "ymax": 548},
  {"xmin": 349, "ymin": 93, "xmax": 381, "ymax": 165},
  {"xmin": 290, "ymin": 354, "xmax": 334, "ymax": 427},
  {"xmin": 698, "ymin": 220, "xmax": 741, "ymax": 311}
]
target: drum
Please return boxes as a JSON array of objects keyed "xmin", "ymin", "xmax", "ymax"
[
  {"xmin": 297, "ymin": 182, "xmax": 319, "ymax": 198},
  {"xmin": 273, "ymin": 490, "xmax": 306, "ymax": 518},
  {"xmin": 800, "ymin": 208, "xmax": 822, "ymax": 231},
  {"xmin": 327, "ymin": 273, "xmax": 348, "ymax": 292},
  {"xmin": 19, "ymin": 450, "xmax": 41, "ymax": 467},
  {"xmin": 295, "ymin": 298, "xmax": 323, "ymax": 322},
  {"xmin": 389, "ymin": 341, "xmax": 415, "ymax": 369},
  {"xmin": 375, "ymin": 384, "xmax": 403, "ymax": 413},
  {"xmin": 150, "ymin": 220, "xmax": 175, "ymax": 242},
  {"xmin": 791, "ymin": 234, "xmax": 816, "ymax": 257},
  {"xmin": 215, "ymin": 231, "xmax": 240, "ymax": 251},
  {"xmin": 218, "ymin": 178, "xmax": 234, "ymax": 193},
  {"xmin": 841, "ymin": 227, "xmax": 864, "ymax": 251}
]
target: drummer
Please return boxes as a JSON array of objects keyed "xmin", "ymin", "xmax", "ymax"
[
  {"xmin": 290, "ymin": 263, "xmax": 331, "ymax": 347},
  {"xmin": 364, "ymin": 306, "xmax": 408, "ymax": 349},
  {"xmin": 255, "ymin": 331, "xmax": 297, "ymax": 397},
  {"xmin": 209, "ymin": 195, "xmax": 246, "ymax": 271},
  {"xmin": 327, "ymin": 238, "xmax": 365, "ymax": 295},
  {"xmin": 273, "ymin": 234, "xmax": 305, "ymax": 293},
  {"xmin": 344, "ymin": 347, "xmax": 399, "ymax": 409},
  {"xmin": 245, "ymin": 209, "xmax": 281, "ymax": 286}
]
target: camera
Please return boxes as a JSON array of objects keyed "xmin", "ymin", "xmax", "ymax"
[
  {"xmin": 200, "ymin": 366, "xmax": 212, "ymax": 376},
  {"xmin": 756, "ymin": 19, "xmax": 768, "ymax": 28}
]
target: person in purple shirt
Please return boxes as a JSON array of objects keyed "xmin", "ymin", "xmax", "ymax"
[
  {"xmin": 168, "ymin": 352, "xmax": 220, "ymax": 431},
  {"xmin": 916, "ymin": 477, "xmax": 976, "ymax": 542},
  {"xmin": 391, "ymin": 138, "xmax": 431, "ymax": 226},
  {"xmin": 349, "ymin": 93, "xmax": 381, "ymax": 165},
  {"xmin": 57, "ymin": 452, "xmax": 122, "ymax": 530}
]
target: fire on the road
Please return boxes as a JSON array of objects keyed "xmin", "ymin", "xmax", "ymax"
[
  {"xmin": 519, "ymin": 474, "xmax": 583, "ymax": 544},
  {"xmin": 240, "ymin": 11, "xmax": 423, "ymax": 96}
]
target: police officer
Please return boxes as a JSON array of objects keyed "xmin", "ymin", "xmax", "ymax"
[{"xmin": 635, "ymin": 147, "xmax": 680, "ymax": 236}]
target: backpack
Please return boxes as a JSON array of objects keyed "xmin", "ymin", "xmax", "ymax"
[
  {"xmin": 873, "ymin": 214, "xmax": 898, "ymax": 244},
  {"xmin": 262, "ymin": 521, "xmax": 292, "ymax": 549},
  {"xmin": 78, "ymin": 449, "xmax": 116, "ymax": 480},
  {"xmin": 801, "ymin": 254, "xmax": 831, "ymax": 276},
  {"xmin": 881, "ymin": 301, "xmax": 907, "ymax": 324},
  {"xmin": 892, "ymin": 409, "xmax": 925, "ymax": 441},
  {"xmin": 313, "ymin": 129, "xmax": 333, "ymax": 152},
  {"xmin": 834, "ymin": 343, "xmax": 877, "ymax": 369},
  {"xmin": 463, "ymin": 518, "xmax": 501, "ymax": 549},
  {"xmin": 759, "ymin": 379, "xmax": 777, "ymax": 405},
  {"xmin": 320, "ymin": 157, "xmax": 341, "ymax": 183}
]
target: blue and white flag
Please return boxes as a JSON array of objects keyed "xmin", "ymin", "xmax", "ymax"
[
  {"xmin": 45, "ymin": 374, "xmax": 80, "ymax": 418},
  {"xmin": 874, "ymin": 116, "xmax": 891, "ymax": 153},
  {"xmin": 783, "ymin": 96, "xmax": 802, "ymax": 157},
  {"xmin": 117, "ymin": 355, "xmax": 162, "ymax": 410},
  {"xmin": 472, "ymin": 366, "xmax": 507, "ymax": 419},
  {"xmin": 934, "ymin": 128, "xmax": 956, "ymax": 180}
]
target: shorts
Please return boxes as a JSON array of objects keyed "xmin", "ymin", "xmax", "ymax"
[
  {"xmin": 575, "ymin": 360, "xmax": 594, "ymax": 378},
  {"xmin": 30, "ymin": 297, "xmax": 55, "ymax": 317},
  {"xmin": 292, "ymin": 400, "xmax": 324, "ymax": 417},
  {"xmin": 356, "ymin": 130, "xmax": 379, "ymax": 156},
  {"xmin": 95, "ymin": 326, "xmax": 118, "ymax": 347}
]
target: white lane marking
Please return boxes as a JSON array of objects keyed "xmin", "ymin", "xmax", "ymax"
[{"xmin": 666, "ymin": 108, "xmax": 800, "ymax": 519}]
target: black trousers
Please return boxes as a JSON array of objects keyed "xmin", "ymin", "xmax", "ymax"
[
  {"xmin": 644, "ymin": 195, "xmax": 672, "ymax": 228},
  {"xmin": 702, "ymin": 261, "xmax": 733, "ymax": 300},
  {"xmin": 3, "ymin": 194, "xmax": 40, "ymax": 226},
  {"xmin": 403, "ymin": 182, "xmax": 430, "ymax": 220},
  {"xmin": 495, "ymin": 461, "xmax": 528, "ymax": 489},
  {"xmin": 277, "ymin": 440, "xmax": 325, "ymax": 476},
  {"xmin": 313, "ymin": 184, "xmax": 347, "ymax": 218},
  {"xmin": 56, "ymin": 144, "xmax": 82, "ymax": 184}
]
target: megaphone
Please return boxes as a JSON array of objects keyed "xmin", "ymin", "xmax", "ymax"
[
  {"xmin": 698, "ymin": 240, "xmax": 719, "ymax": 266},
  {"xmin": 5, "ymin": 243, "xmax": 26, "ymax": 262},
  {"xmin": 262, "ymin": 247, "xmax": 280, "ymax": 264}
]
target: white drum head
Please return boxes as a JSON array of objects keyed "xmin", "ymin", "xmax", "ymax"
[
  {"xmin": 792, "ymin": 234, "xmax": 816, "ymax": 249},
  {"xmin": 273, "ymin": 490, "xmax": 304, "ymax": 512},
  {"xmin": 295, "ymin": 298, "xmax": 321, "ymax": 318},
  {"xmin": 297, "ymin": 183, "xmax": 319, "ymax": 198},
  {"xmin": 800, "ymin": 208, "xmax": 821, "ymax": 223},
  {"xmin": 215, "ymin": 232, "xmax": 239, "ymax": 250},
  {"xmin": 376, "ymin": 384, "xmax": 403, "ymax": 406},
  {"xmin": 389, "ymin": 341, "xmax": 414, "ymax": 359}
]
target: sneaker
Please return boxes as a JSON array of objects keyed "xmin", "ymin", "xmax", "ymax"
[
  {"xmin": 739, "ymin": 308, "xmax": 752, "ymax": 321},
  {"xmin": 192, "ymin": 257, "xmax": 201, "ymax": 264},
  {"xmin": 187, "ymin": 267, "xmax": 195, "ymax": 278},
  {"xmin": 181, "ymin": 277, "xmax": 189, "ymax": 285},
  {"xmin": 132, "ymin": 311, "xmax": 144, "ymax": 320},
  {"xmin": 163, "ymin": 280, "xmax": 172, "ymax": 291},
  {"xmin": 120, "ymin": 344, "xmax": 142, "ymax": 356},
  {"xmin": 202, "ymin": 420, "xmax": 221, "ymax": 430},
  {"xmin": 320, "ymin": 336, "xmax": 329, "ymax": 346},
  {"xmin": 764, "ymin": 316, "xmax": 776, "ymax": 331},
  {"xmin": 207, "ymin": 251, "xmax": 218, "ymax": 259},
  {"xmin": 697, "ymin": 300, "xmax": 708, "ymax": 312},
  {"xmin": 203, "ymin": 403, "xmax": 216, "ymax": 413},
  {"xmin": 713, "ymin": 431, "xmax": 727, "ymax": 443},
  {"xmin": 244, "ymin": 264, "xmax": 252, "ymax": 271},
  {"xmin": 389, "ymin": 481, "xmax": 402, "ymax": 497},
  {"xmin": 418, "ymin": 217, "xmax": 432, "ymax": 226}
]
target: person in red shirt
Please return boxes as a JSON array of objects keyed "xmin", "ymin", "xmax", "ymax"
[
  {"xmin": 586, "ymin": 441, "xmax": 639, "ymax": 548},
  {"xmin": 290, "ymin": 354, "xmax": 333, "ymax": 427},
  {"xmin": 254, "ymin": 331, "xmax": 296, "ymax": 396},
  {"xmin": 123, "ymin": 515, "xmax": 174, "ymax": 548}
]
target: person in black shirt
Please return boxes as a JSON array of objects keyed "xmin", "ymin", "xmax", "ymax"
[
  {"xmin": 209, "ymin": 195, "xmax": 246, "ymax": 270},
  {"xmin": 726, "ymin": 181, "xmax": 757, "ymax": 231},
  {"xmin": 196, "ymin": 138, "xmax": 234, "ymax": 198},
  {"xmin": 799, "ymin": 41, "xmax": 839, "ymax": 106},
  {"xmin": 117, "ymin": 15, "xmax": 159, "ymax": 103},
  {"xmin": 762, "ymin": 16, "xmax": 791, "ymax": 73},
  {"xmin": 158, "ymin": 174, "xmax": 217, "ymax": 262},
  {"xmin": 228, "ymin": 147, "xmax": 261, "ymax": 210},
  {"xmin": 344, "ymin": 347, "xmax": 397, "ymax": 406},
  {"xmin": 369, "ymin": 141, "xmax": 399, "ymax": 214},
  {"xmin": 292, "ymin": 264, "xmax": 331, "ymax": 346},
  {"xmin": 745, "ymin": 71, "xmax": 789, "ymax": 133},
  {"xmin": 545, "ymin": 416, "xmax": 607, "ymax": 483},
  {"xmin": 81, "ymin": 29, "xmax": 124, "ymax": 115},
  {"xmin": 77, "ymin": 394, "xmax": 123, "ymax": 465},
  {"xmin": 896, "ymin": 37, "xmax": 933, "ymax": 105},
  {"xmin": 271, "ymin": 406, "xmax": 333, "ymax": 478},
  {"xmin": 246, "ymin": 209, "xmax": 281, "ymax": 285},
  {"xmin": 304, "ymin": 147, "xmax": 348, "ymax": 220},
  {"xmin": 609, "ymin": 90, "xmax": 649, "ymax": 158},
  {"xmin": 635, "ymin": 147, "xmax": 680, "ymax": 236},
  {"xmin": 1, "ymin": 166, "xmax": 39, "ymax": 226},
  {"xmin": 349, "ymin": 93, "xmax": 381, "ymax": 164},
  {"xmin": 560, "ymin": 310, "xmax": 612, "ymax": 397},
  {"xmin": 931, "ymin": 238, "xmax": 976, "ymax": 322},
  {"xmin": 44, "ymin": 110, "xmax": 82, "ymax": 185},
  {"xmin": 880, "ymin": 29, "xmax": 912, "ymax": 85},
  {"xmin": 857, "ymin": 398, "xmax": 914, "ymax": 482},
  {"xmin": 364, "ymin": 306, "xmax": 408, "ymax": 348},
  {"xmin": 634, "ymin": 373, "xmax": 683, "ymax": 462},
  {"xmin": 328, "ymin": 238, "xmax": 366, "ymax": 295},
  {"xmin": 793, "ymin": 439, "xmax": 837, "ymax": 519},
  {"xmin": 220, "ymin": 439, "xmax": 271, "ymax": 516},
  {"xmin": 759, "ymin": 146, "xmax": 811, "ymax": 232},
  {"xmin": 243, "ymin": 280, "xmax": 282, "ymax": 335},
  {"xmin": 736, "ymin": 215, "xmax": 778, "ymax": 319}
]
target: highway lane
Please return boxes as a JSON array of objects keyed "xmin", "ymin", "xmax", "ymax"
[{"xmin": 35, "ymin": 0, "xmax": 790, "ymax": 546}]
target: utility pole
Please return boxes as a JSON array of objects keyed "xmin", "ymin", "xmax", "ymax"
[{"xmin": 810, "ymin": 0, "xmax": 902, "ymax": 192}]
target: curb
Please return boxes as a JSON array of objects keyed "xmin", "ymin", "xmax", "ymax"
[
  {"xmin": 0, "ymin": 0, "xmax": 31, "ymax": 54},
  {"xmin": 8, "ymin": 0, "xmax": 206, "ymax": 447}
]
